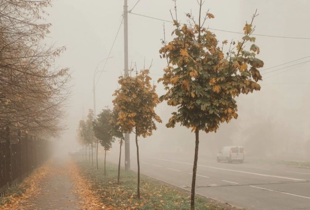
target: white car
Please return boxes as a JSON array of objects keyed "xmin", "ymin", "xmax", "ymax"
[{"xmin": 217, "ymin": 146, "xmax": 245, "ymax": 163}]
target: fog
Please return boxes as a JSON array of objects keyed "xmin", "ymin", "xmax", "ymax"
[{"xmin": 47, "ymin": 0, "xmax": 310, "ymax": 161}]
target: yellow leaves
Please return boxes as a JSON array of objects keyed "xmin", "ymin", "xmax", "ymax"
[
  {"xmin": 70, "ymin": 160, "xmax": 105, "ymax": 210},
  {"xmin": 218, "ymin": 51, "xmax": 224, "ymax": 60},
  {"xmin": 251, "ymin": 82, "xmax": 261, "ymax": 90},
  {"xmin": 167, "ymin": 44, "xmax": 175, "ymax": 51},
  {"xmin": 189, "ymin": 70, "xmax": 198, "ymax": 78},
  {"xmin": 212, "ymin": 85, "xmax": 221, "ymax": 93},
  {"xmin": 113, "ymin": 69, "xmax": 161, "ymax": 137},
  {"xmin": 180, "ymin": 48, "xmax": 189, "ymax": 57},
  {"xmin": 243, "ymin": 23, "xmax": 252, "ymax": 34},
  {"xmin": 0, "ymin": 161, "xmax": 50, "ymax": 210},
  {"xmin": 209, "ymin": 78, "xmax": 217, "ymax": 85},
  {"xmin": 155, "ymin": 115, "xmax": 162, "ymax": 123},
  {"xmin": 206, "ymin": 13, "xmax": 215, "ymax": 19},
  {"xmin": 157, "ymin": 12, "xmax": 263, "ymax": 135},
  {"xmin": 168, "ymin": 100, "xmax": 178, "ymax": 106},
  {"xmin": 239, "ymin": 63, "xmax": 248, "ymax": 72},
  {"xmin": 233, "ymin": 61, "xmax": 240, "ymax": 69},
  {"xmin": 182, "ymin": 80, "xmax": 190, "ymax": 92},
  {"xmin": 170, "ymin": 76, "xmax": 179, "ymax": 84},
  {"xmin": 164, "ymin": 67, "xmax": 171, "ymax": 73},
  {"xmin": 5, "ymin": 99, "xmax": 11, "ymax": 105},
  {"xmin": 209, "ymin": 46, "xmax": 216, "ymax": 54}
]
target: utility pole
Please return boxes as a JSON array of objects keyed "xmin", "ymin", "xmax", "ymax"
[
  {"xmin": 124, "ymin": 0, "xmax": 130, "ymax": 171},
  {"xmin": 93, "ymin": 77, "xmax": 98, "ymax": 169}
]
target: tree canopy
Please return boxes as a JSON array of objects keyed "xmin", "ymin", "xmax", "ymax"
[
  {"xmin": 113, "ymin": 70, "xmax": 162, "ymax": 137},
  {"xmin": 158, "ymin": 11, "xmax": 263, "ymax": 133},
  {"xmin": 93, "ymin": 108, "xmax": 114, "ymax": 150}
]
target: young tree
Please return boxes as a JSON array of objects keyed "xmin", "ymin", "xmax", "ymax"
[
  {"xmin": 79, "ymin": 110, "xmax": 95, "ymax": 164},
  {"xmin": 112, "ymin": 70, "xmax": 162, "ymax": 198},
  {"xmin": 158, "ymin": 3, "xmax": 263, "ymax": 209},
  {"xmin": 110, "ymin": 105, "xmax": 124, "ymax": 184},
  {"xmin": 92, "ymin": 108, "xmax": 115, "ymax": 176},
  {"xmin": 78, "ymin": 120, "xmax": 88, "ymax": 160}
]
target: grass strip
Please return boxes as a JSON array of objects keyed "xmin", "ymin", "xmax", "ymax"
[{"xmin": 75, "ymin": 159, "xmax": 239, "ymax": 210}]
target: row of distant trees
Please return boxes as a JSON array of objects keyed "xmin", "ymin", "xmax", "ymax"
[
  {"xmin": 0, "ymin": 0, "xmax": 69, "ymax": 137},
  {"xmin": 76, "ymin": 1, "xmax": 264, "ymax": 209}
]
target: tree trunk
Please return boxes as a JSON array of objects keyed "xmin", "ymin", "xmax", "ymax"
[
  {"xmin": 191, "ymin": 129, "xmax": 200, "ymax": 210},
  {"xmin": 135, "ymin": 128, "xmax": 140, "ymax": 199},
  {"xmin": 5, "ymin": 126, "xmax": 12, "ymax": 186},
  {"xmin": 104, "ymin": 149, "xmax": 107, "ymax": 176},
  {"xmin": 84, "ymin": 145, "xmax": 86, "ymax": 160},
  {"xmin": 91, "ymin": 142, "xmax": 94, "ymax": 166},
  {"xmin": 96, "ymin": 139, "xmax": 99, "ymax": 169},
  {"xmin": 118, "ymin": 140, "xmax": 123, "ymax": 184},
  {"xmin": 89, "ymin": 144, "xmax": 91, "ymax": 163}
]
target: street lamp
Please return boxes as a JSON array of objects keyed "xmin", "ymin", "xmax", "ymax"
[{"xmin": 93, "ymin": 56, "xmax": 113, "ymax": 169}]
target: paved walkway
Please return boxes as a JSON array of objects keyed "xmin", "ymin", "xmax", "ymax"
[{"xmin": 22, "ymin": 155, "xmax": 80, "ymax": 210}]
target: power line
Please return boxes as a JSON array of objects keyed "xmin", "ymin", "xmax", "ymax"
[
  {"xmin": 263, "ymin": 62, "xmax": 310, "ymax": 79},
  {"xmin": 130, "ymin": 12, "xmax": 172, "ymax": 23},
  {"xmin": 261, "ymin": 56, "xmax": 310, "ymax": 72},
  {"xmin": 262, "ymin": 83, "xmax": 310, "ymax": 85},
  {"xmin": 96, "ymin": 17, "xmax": 124, "ymax": 85},
  {"xmin": 129, "ymin": 12, "xmax": 310, "ymax": 40},
  {"xmin": 129, "ymin": 0, "xmax": 142, "ymax": 13},
  {"xmin": 262, "ymin": 60, "xmax": 310, "ymax": 75}
]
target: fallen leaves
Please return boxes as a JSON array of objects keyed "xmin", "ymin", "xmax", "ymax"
[
  {"xmin": 0, "ymin": 161, "xmax": 50, "ymax": 210},
  {"xmin": 75, "ymin": 160, "xmax": 227, "ymax": 210},
  {"xmin": 68, "ymin": 160, "xmax": 106, "ymax": 210}
]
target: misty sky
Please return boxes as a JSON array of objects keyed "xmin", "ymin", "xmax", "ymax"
[{"xmin": 46, "ymin": 0, "xmax": 310, "ymax": 156}]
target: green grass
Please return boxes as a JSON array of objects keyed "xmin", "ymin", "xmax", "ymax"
[{"xmin": 75, "ymin": 159, "xmax": 230, "ymax": 210}]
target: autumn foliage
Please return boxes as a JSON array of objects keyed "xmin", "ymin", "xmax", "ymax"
[
  {"xmin": 158, "ymin": 15, "xmax": 263, "ymax": 133},
  {"xmin": 113, "ymin": 70, "xmax": 162, "ymax": 137},
  {"xmin": 158, "ymin": 5, "xmax": 263, "ymax": 209},
  {"xmin": 112, "ymin": 69, "xmax": 162, "ymax": 198}
]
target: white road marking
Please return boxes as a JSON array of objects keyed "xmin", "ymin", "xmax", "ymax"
[
  {"xmin": 167, "ymin": 168, "xmax": 181, "ymax": 172},
  {"xmin": 285, "ymin": 171, "xmax": 310, "ymax": 175},
  {"xmin": 281, "ymin": 192, "xmax": 310, "ymax": 200},
  {"xmin": 250, "ymin": 185, "xmax": 274, "ymax": 192},
  {"xmin": 152, "ymin": 164, "xmax": 162, "ymax": 168},
  {"xmin": 148, "ymin": 158, "xmax": 306, "ymax": 182},
  {"xmin": 222, "ymin": 180, "xmax": 238, "ymax": 185},
  {"xmin": 250, "ymin": 185, "xmax": 310, "ymax": 200},
  {"xmin": 198, "ymin": 165, "xmax": 306, "ymax": 182},
  {"xmin": 189, "ymin": 173, "xmax": 209, "ymax": 178}
]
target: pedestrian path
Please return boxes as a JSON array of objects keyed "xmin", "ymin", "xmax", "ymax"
[{"xmin": 22, "ymin": 156, "xmax": 80, "ymax": 210}]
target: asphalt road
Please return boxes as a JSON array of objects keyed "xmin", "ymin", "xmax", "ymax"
[{"xmin": 107, "ymin": 152, "xmax": 310, "ymax": 210}]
